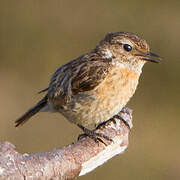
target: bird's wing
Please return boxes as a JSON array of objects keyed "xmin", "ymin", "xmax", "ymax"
[{"xmin": 47, "ymin": 54, "xmax": 112, "ymax": 103}]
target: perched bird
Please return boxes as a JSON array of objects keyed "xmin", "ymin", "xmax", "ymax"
[{"xmin": 15, "ymin": 32, "xmax": 160, "ymax": 141}]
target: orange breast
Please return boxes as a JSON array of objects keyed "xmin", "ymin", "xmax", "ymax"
[
  {"xmin": 93, "ymin": 66, "xmax": 140, "ymax": 122},
  {"xmin": 96, "ymin": 66, "xmax": 139, "ymax": 99}
]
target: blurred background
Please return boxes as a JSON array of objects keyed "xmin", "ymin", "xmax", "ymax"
[{"xmin": 0, "ymin": 0, "xmax": 180, "ymax": 179}]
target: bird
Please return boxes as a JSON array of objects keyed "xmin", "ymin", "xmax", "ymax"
[{"xmin": 15, "ymin": 32, "xmax": 160, "ymax": 142}]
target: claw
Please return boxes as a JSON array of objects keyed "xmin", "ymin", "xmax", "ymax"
[{"xmin": 77, "ymin": 124, "xmax": 113, "ymax": 146}]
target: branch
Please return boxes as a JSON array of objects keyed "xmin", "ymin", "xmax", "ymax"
[{"xmin": 0, "ymin": 107, "xmax": 133, "ymax": 180}]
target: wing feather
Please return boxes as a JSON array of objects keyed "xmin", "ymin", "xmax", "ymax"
[{"xmin": 47, "ymin": 53, "xmax": 112, "ymax": 103}]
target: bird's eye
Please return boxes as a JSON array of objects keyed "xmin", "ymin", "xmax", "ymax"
[{"xmin": 123, "ymin": 44, "xmax": 132, "ymax": 52}]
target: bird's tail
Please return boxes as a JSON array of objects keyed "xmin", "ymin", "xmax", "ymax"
[{"xmin": 15, "ymin": 96, "xmax": 47, "ymax": 127}]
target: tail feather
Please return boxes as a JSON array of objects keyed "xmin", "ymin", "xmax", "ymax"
[{"xmin": 15, "ymin": 96, "xmax": 47, "ymax": 127}]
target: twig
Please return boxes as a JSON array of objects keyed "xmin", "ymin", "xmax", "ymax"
[{"xmin": 0, "ymin": 107, "xmax": 132, "ymax": 180}]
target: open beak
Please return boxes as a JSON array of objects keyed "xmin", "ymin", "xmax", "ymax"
[{"xmin": 135, "ymin": 51, "xmax": 162, "ymax": 63}]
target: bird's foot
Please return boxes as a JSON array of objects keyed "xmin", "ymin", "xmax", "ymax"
[
  {"xmin": 119, "ymin": 107, "xmax": 132, "ymax": 129},
  {"xmin": 77, "ymin": 124, "xmax": 113, "ymax": 146},
  {"xmin": 96, "ymin": 108, "xmax": 131, "ymax": 131},
  {"xmin": 113, "ymin": 114, "xmax": 131, "ymax": 130}
]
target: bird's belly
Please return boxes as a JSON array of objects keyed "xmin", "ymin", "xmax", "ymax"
[{"xmin": 59, "ymin": 67, "xmax": 139, "ymax": 129}]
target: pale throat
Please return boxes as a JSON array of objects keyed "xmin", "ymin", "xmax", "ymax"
[{"xmin": 112, "ymin": 59, "xmax": 145, "ymax": 75}]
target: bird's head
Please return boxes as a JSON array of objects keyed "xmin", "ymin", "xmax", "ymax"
[{"xmin": 97, "ymin": 32, "xmax": 161, "ymax": 73}]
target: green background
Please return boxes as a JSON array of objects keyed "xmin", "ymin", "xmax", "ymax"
[{"xmin": 0, "ymin": 0, "xmax": 180, "ymax": 179}]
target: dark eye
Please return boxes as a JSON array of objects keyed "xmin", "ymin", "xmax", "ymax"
[{"xmin": 123, "ymin": 44, "xmax": 132, "ymax": 52}]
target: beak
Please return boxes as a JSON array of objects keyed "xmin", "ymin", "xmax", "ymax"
[{"xmin": 135, "ymin": 51, "xmax": 162, "ymax": 63}]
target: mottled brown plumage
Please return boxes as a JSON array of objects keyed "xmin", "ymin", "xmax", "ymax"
[
  {"xmin": 48, "ymin": 54, "xmax": 112, "ymax": 104},
  {"xmin": 15, "ymin": 32, "xmax": 160, "ymax": 137}
]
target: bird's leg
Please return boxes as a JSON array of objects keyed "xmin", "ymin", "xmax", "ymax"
[
  {"xmin": 96, "ymin": 107, "xmax": 131, "ymax": 130},
  {"xmin": 77, "ymin": 107, "xmax": 131, "ymax": 145},
  {"xmin": 77, "ymin": 124, "xmax": 113, "ymax": 146}
]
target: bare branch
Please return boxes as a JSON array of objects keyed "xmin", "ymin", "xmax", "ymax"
[{"xmin": 0, "ymin": 107, "xmax": 132, "ymax": 180}]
